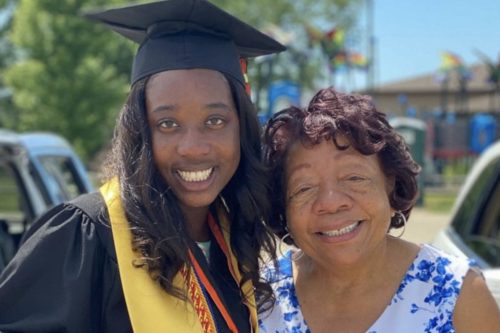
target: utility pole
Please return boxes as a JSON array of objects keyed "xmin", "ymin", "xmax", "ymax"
[{"xmin": 366, "ymin": 0, "xmax": 375, "ymax": 92}]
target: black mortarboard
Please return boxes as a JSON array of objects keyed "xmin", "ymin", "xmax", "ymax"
[{"xmin": 85, "ymin": 0, "xmax": 286, "ymax": 87}]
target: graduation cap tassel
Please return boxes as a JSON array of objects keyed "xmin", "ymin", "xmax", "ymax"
[{"xmin": 240, "ymin": 58, "xmax": 251, "ymax": 95}]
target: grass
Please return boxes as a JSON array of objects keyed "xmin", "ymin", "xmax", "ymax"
[{"xmin": 423, "ymin": 190, "xmax": 457, "ymax": 213}]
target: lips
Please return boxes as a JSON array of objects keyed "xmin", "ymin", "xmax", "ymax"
[
  {"xmin": 177, "ymin": 167, "xmax": 214, "ymax": 182},
  {"xmin": 318, "ymin": 221, "xmax": 362, "ymax": 237}
]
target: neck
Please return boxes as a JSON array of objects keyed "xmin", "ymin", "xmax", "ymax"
[{"xmin": 181, "ymin": 205, "xmax": 210, "ymax": 242}]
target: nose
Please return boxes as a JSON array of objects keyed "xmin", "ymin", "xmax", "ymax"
[
  {"xmin": 176, "ymin": 128, "xmax": 210, "ymax": 157},
  {"xmin": 311, "ymin": 184, "xmax": 352, "ymax": 215}
]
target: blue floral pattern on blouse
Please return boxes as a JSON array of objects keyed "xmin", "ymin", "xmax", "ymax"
[{"xmin": 259, "ymin": 244, "xmax": 474, "ymax": 333}]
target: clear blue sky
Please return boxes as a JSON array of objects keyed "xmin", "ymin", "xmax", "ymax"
[{"xmin": 372, "ymin": 0, "xmax": 500, "ymax": 85}]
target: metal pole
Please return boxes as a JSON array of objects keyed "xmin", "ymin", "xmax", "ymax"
[{"xmin": 367, "ymin": 0, "xmax": 375, "ymax": 91}]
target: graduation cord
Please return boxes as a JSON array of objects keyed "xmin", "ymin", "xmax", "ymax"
[
  {"xmin": 188, "ymin": 249, "xmax": 239, "ymax": 333},
  {"xmin": 180, "ymin": 256, "xmax": 218, "ymax": 333},
  {"xmin": 186, "ymin": 257, "xmax": 220, "ymax": 333}
]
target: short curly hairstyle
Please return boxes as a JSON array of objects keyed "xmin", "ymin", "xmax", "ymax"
[{"xmin": 262, "ymin": 87, "xmax": 421, "ymax": 244}]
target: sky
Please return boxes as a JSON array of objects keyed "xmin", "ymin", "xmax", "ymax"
[
  {"xmin": 370, "ymin": 0, "xmax": 500, "ymax": 86},
  {"xmin": 1, "ymin": 1, "xmax": 498, "ymax": 90}
]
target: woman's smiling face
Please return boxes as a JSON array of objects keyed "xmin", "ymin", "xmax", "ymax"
[
  {"xmin": 146, "ymin": 69, "xmax": 240, "ymax": 216},
  {"xmin": 284, "ymin": 137, "xmax": 394, "ymax": 268}
]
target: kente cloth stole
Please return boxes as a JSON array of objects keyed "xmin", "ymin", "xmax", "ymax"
[{"xmin": 100, "ymin": 179, "xmax": 258, "ymax": 333}]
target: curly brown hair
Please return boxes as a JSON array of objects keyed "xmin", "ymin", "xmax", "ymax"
[
  {"xmin": 103, "ymin": 74, "xmax": 277, "ymax": 309},
  {"xmin": 262, "ymin": 87, "xmax": 421, "ymax": 244}
]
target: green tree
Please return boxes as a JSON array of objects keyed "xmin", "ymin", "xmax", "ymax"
[
  {"xmin": 0, "ymin": 0, "xmax": 17, "ymax": 127},
  {"xmin": 213, "ymin": 0, "xmax": 358, "ymax": 30},
  {"xmin": 4, "ymin": 0, "xmax": 137, "ymax": 160},
  {"xmin": 212, "ymin": 0, "xmax": 362, "ymax": 109},
  {"xmin": 4, "ymin": 0, "xmax": 362, "ymax": 158}
]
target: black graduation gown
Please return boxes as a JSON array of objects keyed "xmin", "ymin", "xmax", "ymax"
[{"xmin": 0, "ymin": 192, "xmax": 250, "ymax": 333}]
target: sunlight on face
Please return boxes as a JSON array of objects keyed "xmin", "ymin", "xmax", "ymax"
[
  {"xmin": 284, "ymin": 138, "xmax": 394, "ymax": 267},
  {"xmin": 146, "ymin": 69, "xmax": 240, "ymax": 219}
]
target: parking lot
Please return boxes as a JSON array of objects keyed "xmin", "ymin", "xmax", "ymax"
[{"xmin": 399, "ymin": 207, "xmax": 451, "ymax": 244}]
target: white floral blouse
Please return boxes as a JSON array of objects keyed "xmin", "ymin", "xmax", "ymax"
[{"xmin": 259, "ymin": 244, "xmax": 474, "ymax": 333}]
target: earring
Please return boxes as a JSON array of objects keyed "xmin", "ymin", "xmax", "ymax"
[
  {"xmin": 278, "ymin": 230, "xmax": 304, "ymax": 261},
  {"xmin": 278, "ymin": 232, "xmax": 292, "ymax": 257},
  {"xmin": 391, "ymin": 211, "xmax": 407, "ymax": 238}
]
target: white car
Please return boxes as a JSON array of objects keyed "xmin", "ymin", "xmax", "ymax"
[{"xmin": 433, "ymin": 140, "xmax": 500, "ymax": 306}]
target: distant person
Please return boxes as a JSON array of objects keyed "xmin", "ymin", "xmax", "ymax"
[
  {"xmin": 0, "ymin": 0, "xmax": 285, "ymax": 331},
  {"xmin": 259, "ymin": 87, "xmax": 500, "ymax": 332}
]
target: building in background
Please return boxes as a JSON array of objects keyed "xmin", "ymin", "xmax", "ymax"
[
  {"xmin": 360, "ymin": 63, "xmax": 499, "ymax": 187},
  {"xmin": 365, "ymin": 63, "xmax": 498, "ymax": 118}
]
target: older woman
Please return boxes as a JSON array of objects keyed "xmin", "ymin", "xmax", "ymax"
[{"xmin": 259, "ymin": 87, "xmax": 500, "ymax": 332}]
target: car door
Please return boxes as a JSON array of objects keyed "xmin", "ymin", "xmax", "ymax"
[
  {"xmin": 442, "ymin": 145, "xmax": 500, "ymax": 305},
  {"xmin": 0, "ymin": 131, "xmax": 94, "ymax": 271},
  {"xmin": 450, "ymin": 152, "xmax": 500, "ymax": 268}
]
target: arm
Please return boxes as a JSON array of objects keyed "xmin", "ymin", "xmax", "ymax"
[{"xmin": 453, "ymin": 269, "xmax": 500, "ymax": 333}]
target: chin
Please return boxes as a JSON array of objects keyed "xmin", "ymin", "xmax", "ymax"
[{"xmin": 178, "ymin": 194, "xmax": 218, "ymax": 210}]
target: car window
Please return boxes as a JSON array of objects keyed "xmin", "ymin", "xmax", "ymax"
[
  {"xmin": 452, "ymin": 156, "xmax": 500, "ymax": 236},
  {"xmin": 0, "ymin": 162, "xmax": 29, "ymax": 230},
  {"xmin": 0, "ymin": 161, "xmax": 30, "ymax": 266},
  {"xmin": 27, "ymin": 161, "xmax": 52, "ymax": 206},
  {"xmin": 0, "ymin": 162, "xmax": 25, "ymax": 271},
  {"xmin": 453, "ymin": 155, "xmax": 500, "ymax": 267},
  {"xmin": 467, "ymin": 172, "xmax": 500, "ymax": 266},
  {"xmin": 36, "ymin": 155, "xmax": 87, "ymax": 202}
]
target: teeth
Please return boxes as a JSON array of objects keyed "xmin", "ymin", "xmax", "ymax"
[
  {"xmin": 177, "ymin": 168, "xmax": 213, "ymax": 182},
  {"xmin": 321, "ymin": 221, "xmax": 360, "ymax": 237}
]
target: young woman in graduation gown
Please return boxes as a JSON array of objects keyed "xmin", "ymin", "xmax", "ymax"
[{"xmin": 0, "ymin": 1, "xmax": 285, "ymax": 332}]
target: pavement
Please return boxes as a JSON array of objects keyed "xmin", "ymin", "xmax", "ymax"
[{"xmin": 395, "ymin": 207, "xmax": 451, "ymax": 244}]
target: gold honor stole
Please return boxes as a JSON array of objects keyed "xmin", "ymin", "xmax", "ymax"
[{"xmin": 100, "ymin": 179, "xmax": 258, "ymax": 333}]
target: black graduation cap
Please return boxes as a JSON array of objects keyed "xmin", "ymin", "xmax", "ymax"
[{"xmin": 84, "ymin": 0, "xmax": 286, "ymax": 87}]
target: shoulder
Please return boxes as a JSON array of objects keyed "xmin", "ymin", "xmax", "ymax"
[
  {"xmin": 413, "ymin": 244, "xmax": 472, "ymax": 282},
  {"xmin": 453, "ymin": 269, "xmax": 500, "ymax": 332},
  {"xmin": 20, "ymin": 192, "xmax": 115, "ymax": 259},
  {"xmin": 0, "ymin": 195, "xmax": 122, "ymax": 331},
  {"xmin": 25, "ymin": 192, "xmax": 106, "ymax": 232},
  {"xmin": 400, "ymin": 244, "xmax": 473, "ymax": 311},
  {"xmin": 377, "ymin": 244, "xmax": 479, "ymax": 331}
]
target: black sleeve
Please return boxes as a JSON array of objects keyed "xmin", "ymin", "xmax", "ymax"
[{"xmin": 0, "ymin": 195, "xmax": 125, "ymax": 333}]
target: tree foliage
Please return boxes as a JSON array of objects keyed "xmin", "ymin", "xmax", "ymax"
[
  {"xmin": 212, "ymin": 0, "xmax": 362, "ymax": 109},
  {"xmin": 4, "ymin": 0, "xmax": 139, "ymax": 159},
  {"xmin": 3, "ymin": 0, "xmax": 361, "ymax": 160},
  {"xmin": 0, "ymin": 0, "xmax": 17, "ymax": 127},
  {"xmin": 213, "ymin": 0, "xmax": 358, "ymax": 29}
]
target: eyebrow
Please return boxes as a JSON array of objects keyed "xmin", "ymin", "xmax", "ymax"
[
  {"xmin": 151, "ymin": 102, "xmax": 232, "ymax": 114},
  {"xmin": 338, "ymin": 154, "xmax": 378, "ymax": 172},
  {"xmin": 151, "ymin": 104, "xmax": 177, "ymax": 113},
  {"xmin": 205, "ymin": 102, "xmax": 233, "ymax": 112},
  {"xmin": 287, "ymin": 162, "xmax": 312, "ymax": 177}
]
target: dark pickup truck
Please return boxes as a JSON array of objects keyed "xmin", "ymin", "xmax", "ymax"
[{"xmin": 0, "ymin": 129, "xmax": 94, "ymax": 270}]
